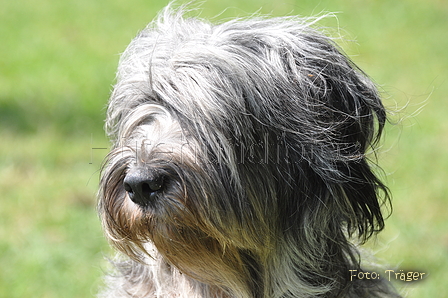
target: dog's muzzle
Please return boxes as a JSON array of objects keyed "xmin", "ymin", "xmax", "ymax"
[{"xmin": 123, "ymin": 167, "xmax": 165, "ymax": 207}]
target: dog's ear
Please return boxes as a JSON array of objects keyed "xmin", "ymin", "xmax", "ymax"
[
  {"xmin": 271, "ymin": 36, "xmax": 391, "ymax": 244},
  {"xmin": 312, "ymin": 57, "xmax": 390, "ymax": 243}
]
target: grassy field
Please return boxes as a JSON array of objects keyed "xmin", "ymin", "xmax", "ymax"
[{"xmin": 1, "ymin": 0, "xmax": 447, "ymax": 297}]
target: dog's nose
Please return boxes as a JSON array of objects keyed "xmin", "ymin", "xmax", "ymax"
[{"xmin": 123, "ymin": 168, "xmax": 164, "ymax": 207}]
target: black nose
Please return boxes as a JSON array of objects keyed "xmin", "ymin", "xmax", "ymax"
[{"xmin": 123, "ymin": 168, "xmax": 165, "ymax": 207}]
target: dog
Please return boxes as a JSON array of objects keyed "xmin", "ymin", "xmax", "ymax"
[{"xmin": 98, "ymin": 5, "xmax": 399, "ymax": 297}]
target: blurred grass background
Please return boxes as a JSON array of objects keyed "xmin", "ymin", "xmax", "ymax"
[{"xmin": 1, "ymin": 0, "xmax": 447, "ymax": 297}]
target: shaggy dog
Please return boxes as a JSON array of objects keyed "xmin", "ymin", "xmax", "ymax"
[{"xmin": 98, "ymin": 5, "xmax": 399, "ymax": 298}]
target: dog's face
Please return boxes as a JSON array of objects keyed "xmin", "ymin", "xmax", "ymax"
[{"xmin": 99, "ymin": 9, "xmax": 390, "ymax": 294}]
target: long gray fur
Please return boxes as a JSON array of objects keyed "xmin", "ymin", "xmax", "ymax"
[{"xmin": 98, "ymin": 5, "xmax": 399, "ymax": 297}]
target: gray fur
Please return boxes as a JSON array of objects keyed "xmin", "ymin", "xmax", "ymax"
[{"xmin": 99, "ymin": 5, "xmax": 400, "ymax": 297}]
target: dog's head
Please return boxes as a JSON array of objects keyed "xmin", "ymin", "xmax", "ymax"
[{"xmin": 99, "ymin": 7, "xmax": 390, "ymax": 295}]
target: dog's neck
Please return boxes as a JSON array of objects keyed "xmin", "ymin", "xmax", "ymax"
[{"xmin": 138, "ymin": 242, "xmax": 347, "ymax": 298}]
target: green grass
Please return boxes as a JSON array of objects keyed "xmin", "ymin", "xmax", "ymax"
[
  {"xmin": 1, "ymin": 0, "xmax": 447, "ymax": 297},
  {"xmin": 0, "ymin": 130, "xmax": 109, "ymax": 297}
]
